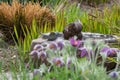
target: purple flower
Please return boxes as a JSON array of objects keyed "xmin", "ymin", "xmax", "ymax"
[
  {"xmin": 100, "ymin": 47, "xmax": 110, "ymax": 52},
  {"xmin": 100, "ymin": 47, "xmax": 118, "ymax": 57},
  {"xmin": 49, "ymin": 42, "xmax": 58, "ymax": 50},
  {"xmin": 33, "ymin": 44, "xmax": 43, "ymax": 51},
  {"xmin": 77, "ymin": 47, "xmax": 88, "ymax": 58},
  {"xmin": 57, "ymin": 41, "xmax": 64, "ymax": 50},
  {"xmin": 30, "ymin": 50, "xmax": 39, "ymax": 59},
  {"xmin": 109, "ymin": 71, "xmax": 118, "ymax": 79},
  {"xmin": 37, "ymin": 51, "xmax": 47, "ymax": 61},
  {"xmin": 77, "ymin": 47, "xmax": 93, "ymax": 59},
  {"xmin": 70, "ymin": 37, "xmax": 81, "ymax": 47},
  {"xmin": 52, "ymin": 57, "xmax": 64, "ymax": 67}
]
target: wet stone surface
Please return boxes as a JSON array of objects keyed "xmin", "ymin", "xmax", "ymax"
[
  {"xmin": 31, "ymin": 32, "xmax": 120, "ymax": 51},
  {"xmin": 82, "ymin": 32, "xmax": 119, "ymax": 43}
]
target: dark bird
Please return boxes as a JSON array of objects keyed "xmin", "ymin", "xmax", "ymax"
[
  {"xmin": 63, "ymin": 20, "xmax": 83, "ymax": 40},
  {"xmin": 42, "ymin": 32, "xmax": 62, "ymax": 41}
]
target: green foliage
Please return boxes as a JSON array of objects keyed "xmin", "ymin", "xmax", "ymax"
[
  {"xmin": 1, "ymin": 0, "xmax": 120, "ymax": 80},
  {"xmin": 0, "ymin": 39, "xmax": 8, "ymax": 48},
  {"xmin": 41, "ymin": 0, "xmax": 61, "ymax": 6},
  {"xmin": 60, "ymin": 2, "xmax": 120, "ymax": 35},
  {"xmin": 14, "ymin": 19, "xmax": 39, "ymax": 59},
  {"xmin": 42, "ymin": 61, "xmax": 110, "ymax": 80},
  {"xmin": 82, "ymin": 0, "xmax": 109, "ymax": 5}
]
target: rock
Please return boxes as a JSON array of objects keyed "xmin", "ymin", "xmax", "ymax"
[
  {"xmin": 30, "ymin": 38, "xmax": 47, "ymax": 51},
  {"xmin": 82, "ymin": 32, "xmax": 120, "ymax": 44},
  {"xmin": 31, "ymin": 32, "xmax": 120, "ymax": 51}
]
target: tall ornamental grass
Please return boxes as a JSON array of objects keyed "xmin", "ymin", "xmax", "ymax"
[
  {"xmin": 0, "ymin": 0, "xmax": 55, "ymax": 42},
  {"xmin": 59, "ymin": 2, "xmax": 120, "ymax": 35}
]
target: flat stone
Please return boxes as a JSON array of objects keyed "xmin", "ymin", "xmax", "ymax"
[
  {"xmin": 30, "ymin": 38, "xmax": 47, "ymax": 51},
  {"xmin": 82, "ymin": 32, "xmax": 120, "ymax": 43},
  {"xmin": 30, "ymin": 32, "xmax": 120, "ymax": 51}
]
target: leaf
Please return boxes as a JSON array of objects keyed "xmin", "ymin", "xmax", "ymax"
[
  {"xmin": 107, "ymin": 57, "xmax": 117, "ymax": 63},
  {"xmin": 39, "ymin": 63, "xmax": 48, "ymax": 75}
]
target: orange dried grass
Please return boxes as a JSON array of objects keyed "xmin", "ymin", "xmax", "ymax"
[
  {"xmin": 0, "ymin": 1, "xmax": 55, "ymax": 42},
  {"xmin": 0, "ymin": 1, "xmax": 22, "ymax": 42},
  {"xmin": 23, "ymin": 2, "xmax": 55, "ymax": 27},
  {"xmin": 0, "ymin": 1, "xmax": 21, "ymax": 27}
]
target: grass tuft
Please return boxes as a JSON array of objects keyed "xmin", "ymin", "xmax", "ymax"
[{"xmin": 0, "ymin": 0, "xmax": 55, "ymax": 43}]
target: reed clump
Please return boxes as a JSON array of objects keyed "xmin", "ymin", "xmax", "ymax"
[{"xmin": 0, "ymin": 0, "xmax": 55, "ymax": 43}]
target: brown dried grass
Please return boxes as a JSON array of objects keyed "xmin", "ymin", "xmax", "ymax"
[
  {"xmin": 0, "ymin": 1, "xmax": 22, "ymax": 42},
  {"xmin": 23, "ymin": 2, "xmax": 55, "ymax": 27},
  {"xmin": 0, "ymin": 1, "xmax": 21, "ymax": 28},
  {"xmin": 0, "ymin": 1, "xmax": 55, "ymax": 43}
]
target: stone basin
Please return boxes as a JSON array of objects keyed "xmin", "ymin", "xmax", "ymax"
[
  {"xmin": 29, "ymin": 32, "xmax": 120, "ymax": 72},
  {"xmin": 82, "ymin": 32, "xmax": 119, "ymax": 43},
  {"xmin": 30, "ymin": 32, "xmax": 120, "ymax": 51}
]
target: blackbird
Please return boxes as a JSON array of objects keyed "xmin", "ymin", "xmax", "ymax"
[
  {"xmin": 42, "ymin": 32, "xmax": 62, "ymax": 41},
  {"xmin": 63, "ymin": 20, "xmax": 83, "ymax": 40}
]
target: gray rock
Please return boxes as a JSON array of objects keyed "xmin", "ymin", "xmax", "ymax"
[
  {"xmin": 30, "ymin": 38, "xmax": 47, "ymax": 51},
  {"xmin": 30, "ymin": 32, "xmax": 120, "ymax": 51},
  {"xmin": 82, "ymin": 32, "xmax": 120, "ymax": 43}
]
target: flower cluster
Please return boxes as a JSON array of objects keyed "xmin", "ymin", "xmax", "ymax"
[
  {"xmin": 49, "ymin": 41, "xmax": 64, "ymax": 51},
  {"xmin": 29, "ymin": 37, "xmax": 120, "ymax": 79},
  {"xmin": 29, "ymin": 41, "xmax": 65, "ymax": 67},
  {"xmin": 69, "ymin": 37, "xmax": 120, "ymax": 72},
  {"xmin": 52, "ymin": 57, "xmax": 64, "ymax": 67},
  {"xmin": 69, "ymin": 37, "xmax": 118, "ymax": 59},
  {"xmin": 30, "ymin": 44, "xmax": 46, "ymax": 61},
  {"xmin": 100, "ymin": 47, "xmax": 118, "ymax": 57}
]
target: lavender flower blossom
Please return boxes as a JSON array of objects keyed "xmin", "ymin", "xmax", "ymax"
[
  {"xmin": 77, "ymin": 47, "xmax": 88, "ymax": 58},
  {"xmin": 109, "ymin": 71, "xmax": 118, "ymax": 79},
  {"xmin": 49, "ymin": 42, "xmax": 58, "ymax": 50},
  {"xmin": 57, "ymin": 41, "xmax": 64, "ymax": 50},
  {"xmin": 52, "ymin": 57, "xmax": 64, "ymax": 67},
  {"xmin": 37, "ymin": 51, "xmax": 47, "ymax": 61},
  {"xmin": 77, "ymin": 47, "xmax": 93, "ymax": 60},
  {"xmin": 30, "ymin": 50, "xmax": 39, "ymax": 59},
  {"xmin": 70, "ymin": 37, "xmax": 81, "ymax": 47},
  {"xmin": 33, "ymin": 44, "xmax": 43, "ymax": 51},
  {"xmin": 100, "ymin": 47, "xmax": 118, "ymax": 57}
]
